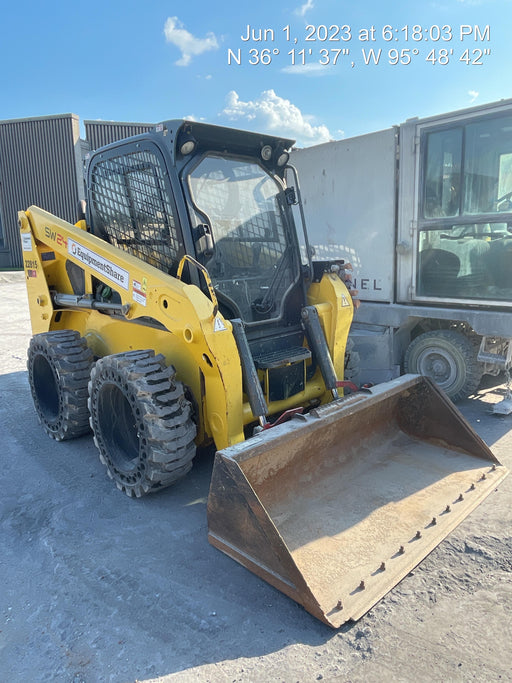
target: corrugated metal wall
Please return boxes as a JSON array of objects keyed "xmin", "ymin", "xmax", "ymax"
[
  {"xmin": 85, "ymin": 120, "xmax": 154, "ymax": 152},
  {"xmin": 0, "ymin": 116, "xmax": 155, "ymax": 269},
  {"xmin": 0, "ymin": 114, "xmax": 82, "ymax": 268}
]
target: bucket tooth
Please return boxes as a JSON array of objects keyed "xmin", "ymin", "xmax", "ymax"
[{"xmin": 207, "ymin": 375, "xmax": 508, "ymax": 627}]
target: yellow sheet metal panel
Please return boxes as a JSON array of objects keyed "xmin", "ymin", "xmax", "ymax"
[{"xmin": 18, "ymin": 211, "xmax": 53, "ymax": 335}]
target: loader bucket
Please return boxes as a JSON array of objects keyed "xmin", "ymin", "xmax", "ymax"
[{"xmin": 207, "ymin": 375, "xmax": 508, "ymax": 627}]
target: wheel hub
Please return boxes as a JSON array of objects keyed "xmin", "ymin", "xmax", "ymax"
[{"xmin": 418, "ymin": 349, "xmax": 456, "ymax": 389}]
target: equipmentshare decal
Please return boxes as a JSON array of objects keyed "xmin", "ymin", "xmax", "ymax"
[{"xmin": 68, "ymin": 239, "xmax": 129, "ymax": 290}]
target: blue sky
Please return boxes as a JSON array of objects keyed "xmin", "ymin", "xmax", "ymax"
[{"xmin": 1, "ymin": 0, "xmax": 510, "ymax": 146}]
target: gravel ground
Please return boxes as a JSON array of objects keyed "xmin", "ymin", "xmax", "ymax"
[{"xmin": 1, "ymin": 271, "xmax": 511, "ymax": 682}]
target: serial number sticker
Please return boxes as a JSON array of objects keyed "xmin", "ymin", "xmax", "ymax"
[
  {"xmin": 132, "ymin": 279, "xmax": 147, "ymax": 307},
  {"xmin": 68, "ymin": 239, "xmax": 129, "ymax": 291},
  {"xmin": 21, "ymin": 233, "xmax": 32, "ymax": 252}
]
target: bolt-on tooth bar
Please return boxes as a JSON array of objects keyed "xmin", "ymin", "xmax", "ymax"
[{"xmin": 325, "ymin": 456, "xmax": 506, "ymax": 616}]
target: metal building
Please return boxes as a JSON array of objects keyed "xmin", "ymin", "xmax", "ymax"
[
  {"xmin": 84, "ymin": 120, "xmax": 154, "ymax": 152},
  {"xmin": 0, "ymin": 114, "xmax": 154, "ymax": 269},
  {"xmin": 0, "ymin": 114, "xmax": 83, "ymax": 268}
]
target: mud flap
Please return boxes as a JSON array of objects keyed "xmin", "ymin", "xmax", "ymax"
[{"xmin": 207, "ymin": 375, "xmax": 508, "ymax": 627}]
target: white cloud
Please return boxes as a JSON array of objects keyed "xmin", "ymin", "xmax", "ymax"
[
  {"xmin": 164, "ymin": 17, "xmax": 219, "ymax": 66},
  {"xmin": 468, "ymin": 90, "xmax": 479, "ymax": 103},
  {"xmin": 220, "ymin": 90, "xmax": 331, "ymax": 147},
  {"xmin": 295, "ymin": 0, "xmax": 314, "ymax": 16}
]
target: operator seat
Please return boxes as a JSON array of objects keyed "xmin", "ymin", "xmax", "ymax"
[{"xmin": 418, "ymin": 248, "xmax": 460, "ymax": 297}]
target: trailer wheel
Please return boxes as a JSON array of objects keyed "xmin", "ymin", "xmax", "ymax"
[
  {"xmin": 88, "ymin": 350, "xmax": 197, "ymax": 498},
  {"xmin": 27, "ymin": 330, "xmax": 94, "ymax": 440},
  {"xmin": 404, "ymin": 329, "xmax": 482, "ymax": 402}
]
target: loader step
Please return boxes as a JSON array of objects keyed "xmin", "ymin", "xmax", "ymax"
[{"xmin": 477, "ymin": 351, "xmax": 510, "ymax": 368}]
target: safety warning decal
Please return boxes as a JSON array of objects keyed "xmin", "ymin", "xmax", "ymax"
[
  {"xmin": 214, "ymin": 316, "xmax": 227, "ymax": 332},
  {"xmin": 132, "ymin": 278, "xmax": 147, "ymax": 307}
]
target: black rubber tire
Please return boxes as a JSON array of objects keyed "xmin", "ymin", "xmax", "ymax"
[
  {"xmin": 88, "ymin": 350, "xmax": 197, "ymax": 497},
  {"xmin": 27, "ymin": 330, "xmax": 94, "ymax": 440},
  {"xmin": 404, "ymin": 329, "xmax": 482, "ymax": 402}
]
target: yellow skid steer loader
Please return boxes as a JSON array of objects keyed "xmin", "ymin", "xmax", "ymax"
[{"xmin": 19, "ymin": 120, "xmax": 507, "ymax": 627}]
